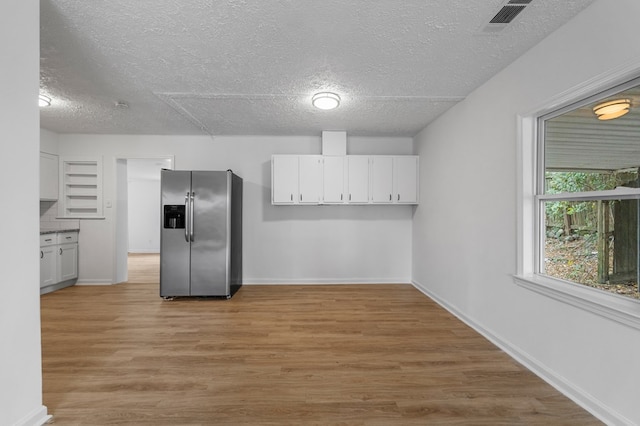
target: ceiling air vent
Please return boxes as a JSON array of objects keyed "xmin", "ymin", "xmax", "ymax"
[
  {"xmin": 490, "ymin": 5, "xmax": 526, "ymax": 24},
  {"xmin": 481, "ymin": 0, "xmax": 533, "ymax": 33}
]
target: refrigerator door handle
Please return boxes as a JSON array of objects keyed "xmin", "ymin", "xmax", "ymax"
[
  {"xmin": 184, "ymin": 192, "xmax": 190, "ymax": 242},
  {"xmin": 190, "ymin": 192, "xmax": 195, "ymax": 241}
]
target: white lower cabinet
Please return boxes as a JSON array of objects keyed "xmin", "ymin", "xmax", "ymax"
[
  {"xmin": 40, "ymin": 235, "xmax": 57, "ymax": 288},
  {"xmin": 57, "ymin": 232, "xmax": 79, "ymax": 282},
  {"xmin": 40, "ymin": 231, "xmax": 78, "ymax": 294}
]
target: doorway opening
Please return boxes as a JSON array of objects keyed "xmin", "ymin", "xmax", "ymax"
[
  {"xmin": 127, "ymin": 253, "xmax": 160, "ymax": 284},
  {"xmin": 114, "ymin": 157, "xmax": 173, "ymax": 284}
]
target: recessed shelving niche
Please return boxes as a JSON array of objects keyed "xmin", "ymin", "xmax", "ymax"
[{"xmin": 58, "ymin": 157, "xmax": 104, "ymax": 218}]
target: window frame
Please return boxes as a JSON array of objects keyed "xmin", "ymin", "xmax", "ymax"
[{"xmin": 515, "ymin": 67, "xmax": 640, "ymax": 330}]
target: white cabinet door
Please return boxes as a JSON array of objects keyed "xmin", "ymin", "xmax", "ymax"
[
  {"xmin": 394, "ymin": 156, "xmax": 419, "ymax": 204},
  {"xmin": 40, "ymin": 245, "xmax": 57, "ymax": 288},
  {"xmin": 371, "ymin": 156, "xmax": 393, "ymax": 203},
  {"xmin": 322, "ymin": 157, "xmax": 345, "ymax": 203},
  {"xmin": 40, "ymin": 152, "xmax": 58, "ymax": 201},
  {"xmin": 298, "ymin": 156, "xmax": 323, "ymax": 204},
  {"xmin": 272, "ymin": 154, "xmax": 418, "ymax": 206},
  {"xmin": 347, "ymin": 156, "xmax": 369, "ymax": 203},
  {"xmin": 272, "ymin": 155, "xmax": 299, "ymax": 204},
  {"xmin": 58, "ymin": 243, "xmax": 78, "ymax": 282}
]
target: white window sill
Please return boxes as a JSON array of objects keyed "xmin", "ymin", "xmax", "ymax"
[{"xmin": 513, "ymin": 274, "xmax": 640, "ymax": 331}]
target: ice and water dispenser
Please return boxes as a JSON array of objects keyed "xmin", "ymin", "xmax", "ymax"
[{"xmin": 164, "ymin": 205, "xmax": 185, "ymax": 229}]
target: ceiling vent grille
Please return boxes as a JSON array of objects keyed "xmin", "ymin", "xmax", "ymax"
[
  {"xmin": 490, "ymin": 5, "xmax": 526, "ymax": 24},
  {"xmin": 480, "ymin": 0, "xmax": 533, "ymax": 33}
]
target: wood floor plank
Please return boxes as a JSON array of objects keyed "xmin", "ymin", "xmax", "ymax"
[{"xmin": 40, "ymin": 254, "xmax": 601, "ymax": 425}]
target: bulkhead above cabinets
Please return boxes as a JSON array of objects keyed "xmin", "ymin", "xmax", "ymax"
[{"xmin": 271, "ymin": 155, "xmax": 419, "ymax": 206}]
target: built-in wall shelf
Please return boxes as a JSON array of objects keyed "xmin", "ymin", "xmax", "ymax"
[{"xmin": 58, "ymin": 157, "xmax": 104, "ymax": 218}]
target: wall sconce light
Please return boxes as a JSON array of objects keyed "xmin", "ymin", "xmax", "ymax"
[
  {"xmin": 39, "ymin": 94, "xmax": 51, "ymax": 107},
  {"xmin": 312, "ymin": 92, "xmax": 340, "ymax": 110},
  {"xmin": 593, "ymin": 99, "xmax": 631, "ymax": 120}
]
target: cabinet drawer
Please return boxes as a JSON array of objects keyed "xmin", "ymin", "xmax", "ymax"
[
  {"xmin": 40, "ymin": 234, "xmax": 57, "ymax": 247},
  {"xmin": 57, "ymin": 232, "xmax": 78, "ymax": 244}
]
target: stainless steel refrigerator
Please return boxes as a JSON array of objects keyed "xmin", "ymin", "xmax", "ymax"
[{"xmin": 160, "ymin": 170, "xmax": 242, "ymax": 298}]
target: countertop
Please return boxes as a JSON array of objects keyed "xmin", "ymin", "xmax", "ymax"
[{"xmin": 40, "ymin": 228, "xmax": 80, "ymax": 235}]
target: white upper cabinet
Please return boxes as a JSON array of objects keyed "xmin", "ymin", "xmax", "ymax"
[
  {"xmin": 323, "ymin": 156, "xmax": 345, "ymax": 204},
  {"xmin": 272, "ymin": 155, "xmax": 299, "ymax": 204},
  {"xmin": 347, "ymin": 156, "xmax": 369, "ymax": 203},
  {"xmin": 394, "ymin": 156, "xmax": 419, "ymax": 204},
  {"xmin": 371, "ymin": 156, "xmax": 394, "ymax": 203},
  {"xmin": 298, "ymin": 156, "xmax": 323, "ymax": 204},
  {"xmin": 40, "ymin": 152, "xmax": 58, "ymax": 201},
  {"xmin": 271, "ymin": 155, "xmax": 323, "ymax": 204},
  {"xmin": 272, "ymin": 155, "xmax": 418, "ymax": 205}
]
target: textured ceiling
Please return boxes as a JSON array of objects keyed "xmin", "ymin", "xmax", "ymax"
[{"xmin": 40, "ymin": 0, "xmax": 596, "ymax": 137}]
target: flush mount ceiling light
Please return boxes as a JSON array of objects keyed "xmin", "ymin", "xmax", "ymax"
[
  {"xmin": 312, "ymin": 92, "xmax": 340, "ymax": 110},
  {"xmin": 39, "ymin": 94, "xmax": 51, "ymax": 107},
  {"xmin": 593, "ymin": 98, "xmax": 631, "ymax": 120}
]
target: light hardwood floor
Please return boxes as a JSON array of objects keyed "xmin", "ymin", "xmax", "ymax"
[{"xmin": 40, "ymin": 254, "xmax": 601, "ymax": 425}]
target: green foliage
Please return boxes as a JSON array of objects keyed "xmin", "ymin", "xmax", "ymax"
[
  {"xmin": 546, "ymin": 171, "xmax": 616, "ymax": 194},
  {"xmin": 545, "ymin": 172, "xmax": 616, "ymax": 232}
]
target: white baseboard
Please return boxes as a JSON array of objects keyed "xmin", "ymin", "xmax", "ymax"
[
  {"xmin": 75, "ymin": 279, "xmax": 113, "ymax": 285},
  {"xmin": 243, "ymin": 278, "xmax": 411, "ymax": 285},
  {"xmin": 128, "ymin": 249, "xmax": 160, "ymax": 254},
  {"xmin": 12, "ymin": 405, "xmax": 51, "ymax": 426},
  {"xmin": 411, "ymin": 279, "xmax": 630, "ymax": 426}
]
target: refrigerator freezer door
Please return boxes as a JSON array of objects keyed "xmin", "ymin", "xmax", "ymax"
[
  {"xmin": 229, "ymin": 172, "xmax": 243, "ymax": 293},
  {"xmin": 160, "ymin": 170, "xmax": 192, "ymax": 297},
  {"xmin": 190, "ymin": 171, "xmax": 230, "ymax": 296}
]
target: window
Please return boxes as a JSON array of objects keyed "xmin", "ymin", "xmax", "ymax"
[{"xmin": 515, "ymin": 74, "xmax": 640, "ymax": 329}]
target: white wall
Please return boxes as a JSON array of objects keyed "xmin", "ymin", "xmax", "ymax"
[
  {"xmin": 57, "ymin": 135, "xmax": 414, "ymax": 284},
  {"xmin": 127, "ymin": 177, "xmax": 161, "ymax": 253},
  {"xmin": 412, "ymin": 0, "xmax": 640, "ymax": 424},
  {"xmin": 0, "ymin": 1, "xmax": 50, "ymax": 425},
  {"xmin": 115, "ymin": 159, "xmax": 129, "ymax": 283}
]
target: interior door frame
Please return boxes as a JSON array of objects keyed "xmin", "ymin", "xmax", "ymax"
[{"xmin": 113, "ymin": 155, "xmax": 174, "ymax": 284}]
